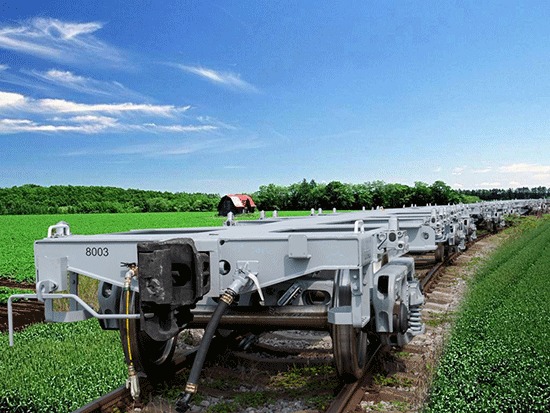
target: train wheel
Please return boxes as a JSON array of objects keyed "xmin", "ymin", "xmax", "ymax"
[
  {"xmin": 332, "ymin": 324, "xmax": 369, "ymax": 381},
  {"xmin": 119, "ymin": 289, "xmax": 176, "ymax": 379},
  {"xmin": 331, "ymin": 269, "xmax": 370, "ymax": 381}
]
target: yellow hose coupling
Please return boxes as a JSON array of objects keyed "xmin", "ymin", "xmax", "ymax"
[
  {"xmin": 220, "ymin": 292, "xmax": 234, "ymax": 305},
  {"xmin": 185, "ymin": 382, "xmax": 198, "ymax": 393},
  {"xmin": 126, "ymin": 364, "xmax": 140, "ymax": 399}
]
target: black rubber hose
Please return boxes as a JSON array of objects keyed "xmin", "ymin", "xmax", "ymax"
[{"xmin": 175, "ymin": 292, "xmax": 233, "ymax": 413}]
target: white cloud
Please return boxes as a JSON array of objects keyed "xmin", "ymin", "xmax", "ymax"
[
  {"xmin": 0, "ymin": 119, "xmax": 32, "ymax": 125},
  {"xmin": 476, "ymin": 182, "xmax": 502, "ymax": 187},
  {"xmin": 176, "ymin": 64, "xmax": 259, "ymax": 93},
  {"xmin": 197, "ymin": 116, "xmax": 237, "ymax": 130},
  {"xmin": 509, "ymin": 181, "xmax": 521, "ymax": 186},
  {"xmin": 40, "ymin": 69, "xmax": 86, "ymax": 84},
  {"xmin": 472, "ymin": 168, "xmax": 491, "ymax": 173},
  {"xmin": 61, "ymin": 115, "xmax": 119, "ymax": 127},
  {"xmin": 0, "ymin": 18, "xmax": 125, "ymax": 66},
  {"xmin": 0, "ymin": 116, "xmax": 221, "ymax": 135},
  {"xmin": 0, "ymin": 117, "xmax": 220, "ymax": 135},
  {"xmin": 0, "ymin": 91, "xmax": 190, "ymax": 116},
  {"xmin": 141, "ymin": 123, "xmax": 217, "ymax": 132},
  {"xmin": 0, "ymin": 91, "xmax": 27, "ymax": 108},
  {"xmin": 25, "ymin": 69, "xmax": 146, "ymax": 100},
  {"xmin": 0, "ymin": 118, "xmax": 108, "ymax": 133},
  {"xmin": 451, "ymin": 167, "xmax": 464, "ymax": 176},
  {"xmin": 0, "ymin": 90, "xmax": 216, "ymax": 135},
  {"xmin": 67, "ymin": 115, "xmax": 116, "ymax": 123},
  {"xmin": 0, "ymin": 69, "xmax": 53, "ymax": 91},
  {"xmin": 38, "ymin": 98, "xmax": 189, "ymax": 116},
  {"xmin": 0, "ymin": 64, "xmax": 8, "ymax": 70},
  {"xmin": 33, "ymin": 19, "xmax": 102, "ymax": 39},
  {"xmin": 452, "ymin": 183, "xmax": 464, "ymax": 188},
  {"xmin": 498, "ymin": 163, "xmax": 550, "ymax": 174}
]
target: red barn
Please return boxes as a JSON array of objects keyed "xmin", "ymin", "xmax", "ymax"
[{"xmin": 217, "ymin": 194, "xmax": 256, "ymax": 216}]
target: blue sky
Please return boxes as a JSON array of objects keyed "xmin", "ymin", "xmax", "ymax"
[{"xmin": 1, "ymin": 1, "xmax": 550, "ymax": 195}]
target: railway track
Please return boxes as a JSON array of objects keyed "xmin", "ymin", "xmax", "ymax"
[
  {"xmin": 73, "ymin": 348, "xmax": 199, "ymax": 413},
  {"xmin": 72, "ymin": 231, "xmax": 500, "ymax": 413}
]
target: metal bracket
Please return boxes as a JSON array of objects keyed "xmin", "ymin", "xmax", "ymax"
[
  {"xmin": 277, "ymin": 281, "xmax": 306, "ymax": 306},
  {"xmin": 37, "ymin": 256, "xmax": 68, "ymax": 292},
  {"xmin": 288, "ymin": 234, "xmax": 311, "ymax": 259},
  {"xmin": 236, "ymin": 261, "xmax": 264, "ymax": 304},
  {"xmin": 47, "ymin": 221, "xmax": 71, "ymax": 238}
]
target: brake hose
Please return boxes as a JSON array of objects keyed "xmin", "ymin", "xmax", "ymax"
[
  {"xmin": 175, "ymin": 269, "xmax": 262, "ymax": 412},
  {"xmin": 175, "ymin": 289, "xmax": 235, "ymax": 412}
]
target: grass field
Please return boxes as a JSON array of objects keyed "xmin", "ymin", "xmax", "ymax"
[
  {"xmin": 0, "ymin": 210, "xmax": 310, "ymax": 284},
  {"xmin": 0, "ymin": 319, "xmax": 126, "ymax": 413}
]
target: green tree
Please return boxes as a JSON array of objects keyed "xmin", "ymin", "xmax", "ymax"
[
  {"xmin": 431, "ymin": 181, "xmax": 460, "ymax": 205},
  {"xmin": 351, "ymin": 183, "xmax": 373, "ymax": 209},
  {"xmin": 254, "ymin": 184, "xmax": 290, "ymax": 210},
  {"xmin": 289, "ymin": 179, "xmax": 318, "ymax": 210},
  {"xmin": 384, "ymin": 183, "xmax": 412, "ymax": 208},
  {"xmin": 411, "ymin": 181, "xmax": 433, "ymax": 206},
  {"xmin": 365, "ymin": 181, "xmax": 387, "ymax": 208},
  {"xmin": 323, "ymin": 181, "xmax": 355, "ymax": 210}
]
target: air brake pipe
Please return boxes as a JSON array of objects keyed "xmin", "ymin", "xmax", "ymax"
[{"xmin": 189, "ymin": 305, "xmax": 328, "ymax": 329}]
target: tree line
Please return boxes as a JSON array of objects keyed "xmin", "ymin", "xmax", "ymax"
[
  {"xmin": 252, "ymin": 180, "xmax": 478, "ymax": 211},
  {"xmin": 0, "ymin": 184, "xmax": 219, "ymax": 215},
  {"xmin": 2, "ymin": 181, "xmax": 547, "ymax": 216},
  {"xmin": 458, "ymin": 186, "xmax": 549, "ymax": 201}
]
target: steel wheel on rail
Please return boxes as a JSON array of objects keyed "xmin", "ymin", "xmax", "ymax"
[
  {"xmin": 119, "ymin": 289, "xmax": 176, "ymax": 379},
  {"xmin": 331, "ymin": 269, "xmax": 370, "ymax": 382}
]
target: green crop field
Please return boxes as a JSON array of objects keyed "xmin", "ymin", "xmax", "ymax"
[
  {"xmin": 0, "ymin": 210, "xmax": 310, "ymax": 284},
  {"xmin": 0, "ymin": 287, "xmax": 34, "ymax": 303},
  {"xmin": 425, "ymin": 216, "xmax": 550, "ymax": 412},
  {"xmin": 0, "ymin": 319, "xmax": 126, "ymax": 413}
]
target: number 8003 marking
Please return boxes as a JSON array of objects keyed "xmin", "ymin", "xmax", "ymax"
[{"xmin": 86, "ymin": 247, "xmax": 109, "ymax": 257}]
